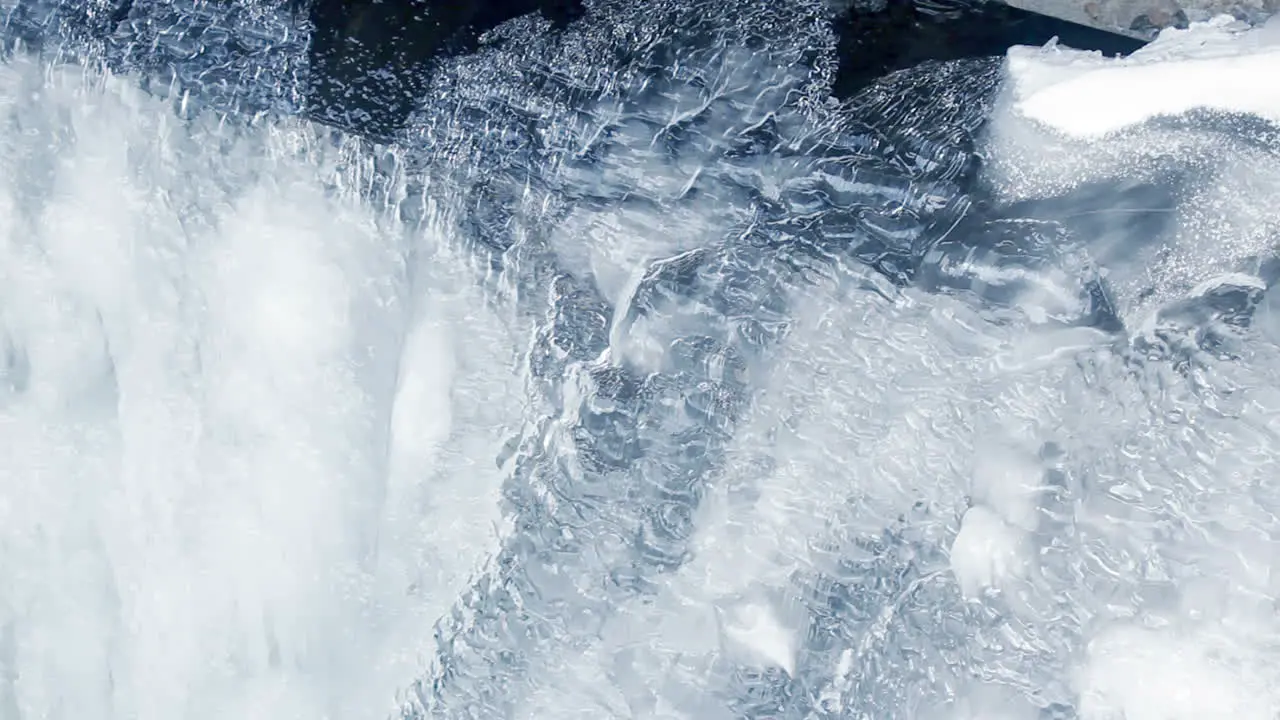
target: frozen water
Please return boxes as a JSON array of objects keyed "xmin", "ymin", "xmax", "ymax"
[
  {"xmin": 0, "ymin": 49, "xmax": 522, "ymax": 719},
  {"xmin": 986, "ymin": 16, "xmax": 1280, "ymax": 328},
  {"xmin": 1006, "ymin": 14, "xmax": 1280, "ymax": 138},
  {"xmin": 1, "ymin": 2, "xmax": 1280, "ymax": 719}
]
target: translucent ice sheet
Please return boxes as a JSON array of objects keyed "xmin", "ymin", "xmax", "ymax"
[{"xmin": 0, "ymin": 3, "xmax": 1278, "ymax": 720}]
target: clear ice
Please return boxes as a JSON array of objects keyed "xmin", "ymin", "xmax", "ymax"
[{"xmin": 0, "ymin": 1, "xmax": 1279, "ymax": 718}]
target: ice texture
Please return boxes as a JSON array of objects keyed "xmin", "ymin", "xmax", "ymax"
[
  {"xmin": 0, "ymin": 47, "xmax": 519, "ymax": 720},
  {"xmin": 0, "ymin": 2, "xmax": 1279, "ymax": 720},
  {"xmin": 1006, "ymin": 14, "xmax": 1280, "ymax": 137}
]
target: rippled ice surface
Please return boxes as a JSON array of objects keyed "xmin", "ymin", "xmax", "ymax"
[{"xmin": 2, "ymin": 2, "xmax": 1280, "ymax": 719}]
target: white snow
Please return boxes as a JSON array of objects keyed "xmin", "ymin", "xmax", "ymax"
[{"xmin": 1007, "ymin": 15, "xmax": 1280, "ymax": 138}]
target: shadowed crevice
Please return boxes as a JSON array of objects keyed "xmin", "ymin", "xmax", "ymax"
[{"xmin": 303, "ymin": 0, "xmax": 585, "ymax": 139}]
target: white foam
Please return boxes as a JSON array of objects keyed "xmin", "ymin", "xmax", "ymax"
[
  {"xmin": 0, "ymin": 57, "xmax": 519, "ymax": 720},
  {"xmin": 1007, "ymin": 16, "xmax": 1280, "ymax": 138}
]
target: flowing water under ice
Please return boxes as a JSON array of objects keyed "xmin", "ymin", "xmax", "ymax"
[{"xmin": 1, "ymin": 1, "xmax": 1279, "ymax": 719}]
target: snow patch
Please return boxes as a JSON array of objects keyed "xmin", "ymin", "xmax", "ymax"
[{"xmin": 1007, "ymin": 15, "xmax": 1280, "ymax": 138}]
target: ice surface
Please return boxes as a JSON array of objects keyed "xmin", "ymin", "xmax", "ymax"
[
  {"xmin": 2, "ymin": 1, "xmax": 1280, "ymax": 720},
  {"xmin": 985, "ymin": 15, "xmax": 1280, "ymax": 328},
  {"xmin": 0, "ymin": 53, "xmax": 524, "ymax": 720},
  {"xmin": 1006, "ymin": 14, "xmax": 1280, "ymax": 138}
]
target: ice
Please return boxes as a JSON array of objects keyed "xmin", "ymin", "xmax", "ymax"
[
  {"xmin": 971, "ymin": 442, "xmax": 1047, "ymax": 532},
  {"xmin": 950, "ymin": 505, "xmax": 1028, "ymax": 599},
  {"xmin": 1258, "ymin": 280, "xmax": 1280, "ymax": 344},
  {"xmin": 985, "ymin": 16, "xmax": 1280, "ymax": 327},
  {"xmin": 0, "ymin": 55, "xmax": 523, "ymax": 720},
  {"xmin": 1079, "ymin": 625, "xmax": 1277, "ymax": 719},
  {"xmin": 718, "ymin": 601, "xmax": 798, "ymax": 675},
  {"xmin": 1006, "ymin": 15, "xmax": 1280, "ymax": 138},
  {"xmin": 4, "ymin": 1, "xmax": 1280, "ymax": 719}
]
